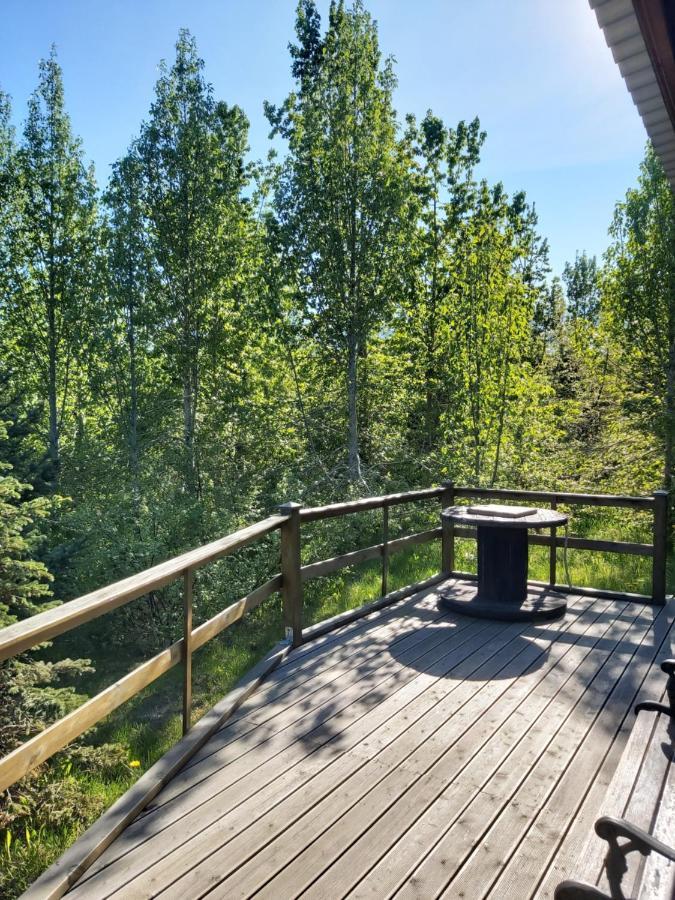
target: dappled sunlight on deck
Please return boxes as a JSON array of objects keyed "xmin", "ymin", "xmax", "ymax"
[{"xmin": 60, "ymin": 577, "xmax": 674, "ymax": 899}]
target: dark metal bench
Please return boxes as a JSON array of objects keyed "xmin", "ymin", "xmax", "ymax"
[{"xmin": 555, "ymin": 660, "xmax": 675, "ymax": 900}]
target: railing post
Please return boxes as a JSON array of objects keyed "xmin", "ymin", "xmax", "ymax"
[
  {"xmin": 381, "ymin": 503, "xmax": 390, "ymax": 597},
  {"xmin": 549, "ymin": 498, "xmax": 558, "ymax": 587},
  {"xmin": 279, "ymin": 502, "xmax": 303, "ymax": 646},
  {"xmin": 441, "ymin": 481, "xmax": 455, "ymax": 575},
  {"xmin": 652, "ymin": 490, "xmax": 668, "ymax": 605},
  {"xmin": 182, "ymin": 567, "xmax": 193, "ymax": 735}
]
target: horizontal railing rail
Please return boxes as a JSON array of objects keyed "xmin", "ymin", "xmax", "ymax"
[
  {"xmin": 299, "ymin": 486, "xmax": 444, "ymax": 522},
  {"xmin": 452, "ymin": 526, "xmax": 653, "ymax": 557},
  {"xmin": 0, "ymin": 513, "xmax": 287, "ymax": 663},
  {"xmin": 0, "ymin": 515, "xmax": 289, "ymax": 795},
  {"xmin": 452, "ymin": 486, "xmax": 655, "ymax": 510},
  {"xmin": 0, "ymin": 482, "xmax": 668, "ymax": 804},
  {"xmin": 442, "ymin": 484, "xmax": 667, "ymax": 607},
  {"xmin": 299, "ymin": 528, "xmax": 442, "ymax": 582}
]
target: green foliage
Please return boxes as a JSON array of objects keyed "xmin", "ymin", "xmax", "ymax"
[
  {"xmin": 266, "ymin": 0, "xmax": 413, "ymax": 481},
  {"xmin": 0, "ymin": 6, "xmax": 672, "ymax": 895},
  {"xmin": 563, "ymin": 251, "xmax": 600, "ymax": 323},
  {"xmin": 3, "ymin": 49, "xmax": 99, "ymax": 481},
  {"xmin": 604, "ymin": 146, "xmax": 675, "ymax": 492},
  {"xmin": 135, "ymin": 29, "xmax": 255, "ymax": 496},
  {"xmin": 0, "ymin": 428, "xmax": 53, "ymax": 627},
  {"xmin": 0, "ymin": 427, "xmax": 114, "ymax": 898},
  {"xmin": 398, "ymin": 111, "xmax": 485, "ymax": 453}
]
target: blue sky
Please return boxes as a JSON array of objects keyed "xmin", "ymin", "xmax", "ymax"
[{"xmin": 1, "ymin": 0, "xmax": 647, "ymax": 277}]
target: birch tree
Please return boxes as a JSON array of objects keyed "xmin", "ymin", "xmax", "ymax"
[
  {"xmin": 604, "ymin": 146, "xmax": 675, "ymax": 494},
  {"xmin": 7, "ymin": 51, "xmax": 98, "ymax": 483},
  {"xmin": 266, "ymin": 0, "xmax": 411, "ymax": 482},
  {"xmin": 136, "ymin": 29, "xmax": 251, "ymax": 494}
]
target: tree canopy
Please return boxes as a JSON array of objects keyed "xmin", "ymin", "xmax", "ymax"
[{"xmin": 0, "ymin": 5, "xmax": 672, "ymax": 892}]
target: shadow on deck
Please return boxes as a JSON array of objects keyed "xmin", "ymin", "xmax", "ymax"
[{"xmin": 53, "ymin": 578, "xmax": 675, "ymax": 898}]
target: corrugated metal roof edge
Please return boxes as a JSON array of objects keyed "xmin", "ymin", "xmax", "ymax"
[{"xmin": 589, "ymin": 0, "xmax": 675, "ymax": 189}]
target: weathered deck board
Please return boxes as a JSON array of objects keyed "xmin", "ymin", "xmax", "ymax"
[
  {"xmin": 63, "ymin": 578, "xmax": 674, "ymax": 899},
  {"xmin": 248, "ymin": 599, "xmax": 617, "ymax": 900},
  {"xmin": 206, "ymin": 608, "xmax": 591, "ymax": 900},
  {"xmin": 440, "ymin": 604, "xmax": 659, "ymax": 899},
  {"xmin": 342, "ymin": 598, "xmax": 622, "ymax": 900},
  {"xmin": 70, "ymin": 586, "xmax": 489, "ymax": 893},
  {"xmin": 516, "ymin": 609, "xmax": 674, "ymax": 900}
]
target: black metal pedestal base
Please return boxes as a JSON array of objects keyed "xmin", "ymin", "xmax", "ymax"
[{"xmin": 439, "ymin": 586, "xmax": 567, "ymax": 622}]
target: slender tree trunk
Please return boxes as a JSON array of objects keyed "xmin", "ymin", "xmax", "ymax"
[
  {"xmin": 470, "ymin": 287, "xmax": 481, "ymax": 482},
  {"xmin": 179, "ymin": 159, "xmax": 199, "ymax": 496},
  {"xmin": 182, "ymin": 369, "xmax": 196, "ymax": 492},
  {"xmin": 424, "ymin": 346, "xmax": 438, "ymax": 448},
  {"xmin": 423, "ymin": 297, "xmax": 439, "ymax": 449},
  {"xmin": 180, "ymin": 300, "xmax": 196, "ymax": 493},
  {"xmin": 491, "ymin": 298, "xmax": 513, "ymax": 486},
  {"xmin": 347, "ymin": 138, "xmax": 361, "ymax": 482},
  {"xmin": 347, "ymin": 330, "xmax": 361, "ymax": 481},
  {"xmin": 47, "ymin": 295, "xmax": 59, "ymax": 475},
  {"xmin": 424, "ymin": 194, "xmax": 439, "ymax": 449},
  {"xmin": 127, "ymin": 300, "xmax": 140, "ymax": 504},
  {"xmin": 47, "ymin": 181, "xmax": 60, "ymax": 479},
  {"xmin": 665, "ymin": 331, "xmax": 675, "ymax": 494},
  {"xmin": 491, "ymin": 359, "xmax": 510, "ymax": 486}
]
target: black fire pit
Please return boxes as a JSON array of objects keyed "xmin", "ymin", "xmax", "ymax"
[{"xmin": 440, "ymin": 504, "xmax": 569, "ymax": 622}]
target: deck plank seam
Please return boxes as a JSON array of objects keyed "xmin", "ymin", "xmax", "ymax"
[
  {"xmin": 228, "ymin": 590, "xmax": 448, "ymax": 713},
  {"xmin": 530, "ymin": 636, "xmax": 675, "ymax": 899},
  {"xmin": 323, "ymin": 601, "xmax": 627, "ymax": 900},
  {"xmin": 443, "ymin": 602, "xmax": 672, "ymax": 900},
  {"xmin": 264, "ymin": 600, "xmax": 634, "ymax": 900},
  {"xmin": 211, "ymin": 598, "xmax": 458, "ymax": 735},
  {"xmin": 344, "ymin": 599, "xmax": 639, "ymax": 900},
  {"xmin": 61, "ymin": 589, "xmax": 673, "ymax": 900},
  {"xmin": 519, "ymin": 605, "xmax": 675, "ymax": 899},
  {"xmin": 154, "ymin": 597, "xmax": 606, "ymax": 898},
  {"xmin": 71, "ymin": 613, "xmax": 500, "ymax": 889},
  {"xmin": 141, "ymin": 611, "xmax": 479, "ymax": 811},
  {"xmin": 77, "ymin": 611, "xmax": 544, "ymax": 895}
]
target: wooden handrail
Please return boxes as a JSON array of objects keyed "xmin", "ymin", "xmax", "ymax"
[
  {"xmin": 0, "ymin": 513, "xmax": 287, "ymax": 662},
  {"xmin": 0, "ymin": 482, "xmax": 665, "ymax": 803},
  {"xmin": 191, "ymin": 575, "xmax": 282, "ymax": 651},
  {"xmin": 0, "ymin": 573, "xmax": 285, "ymax": 794},
  {"xmin": 300, "ymin": 528, "xmax": 442, "ymax": 583},
  {"xmin": 299, "ymin": 486, "xmax": 444, "ymax": 521},
  {"xmin": 453, "ymin": 486, "xmax": 655, "ymax": 510},
  {"xmin": 452, "ymin": 526, "xmax": 653, "ymax": 557},
  {"xmin": 0, "ymin": 639, "xmax": 185, "ymax": 794}
]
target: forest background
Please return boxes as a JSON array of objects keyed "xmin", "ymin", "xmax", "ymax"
[{"xmin": 1, "ymin": 1, "xmax": 673, "ymax": 893}]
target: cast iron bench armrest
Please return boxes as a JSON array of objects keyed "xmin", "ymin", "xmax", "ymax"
[
  {"xmin": 594, "ymin": 815, "xmax": 675, "ymax": 863},
  {"xmin": 555, "ymin": 882, "xmax": 614, "ymax": 899},
  {"xmin": 555, "ymin": 818, "xmax": 675, "ymax": 899},
  {"xmin": 634, "ymin": 658, "xmax": 675, "ymax": 718},
  {"xmin": 555, "ymin": 658, "xmax": 675, "ymax": 900}
]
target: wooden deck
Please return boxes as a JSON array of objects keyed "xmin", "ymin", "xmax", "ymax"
[{"xmin": 64, "ymin": 577, "xmax": 674, "ymax": 899}]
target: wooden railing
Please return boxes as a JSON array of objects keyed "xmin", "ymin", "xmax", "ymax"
[
  {"xmin": 445, "ymin": 485, "xmax": 669, "ymax": 605},
  {"xmin": 0, "ymin": 484, "xmax": 668, "ymax": 799},
  {"xmin": 0, "ymin": 514, "xmax": 287, "ymax": 795}
]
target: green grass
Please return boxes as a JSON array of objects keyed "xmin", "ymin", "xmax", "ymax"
[{"xmin": 1, "ymin": 525, "xmax": 669, "ymax": 897}]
